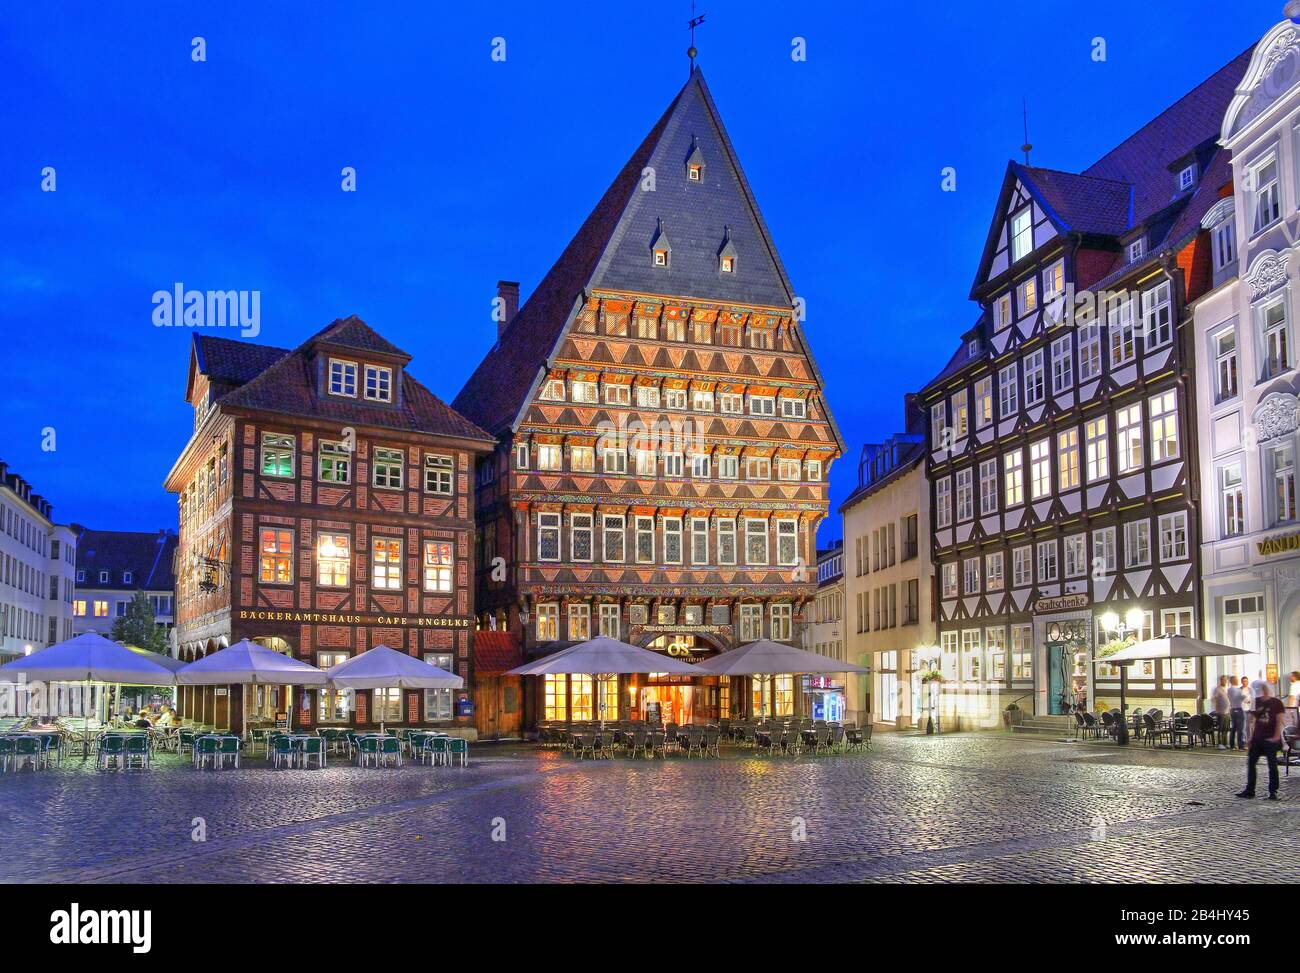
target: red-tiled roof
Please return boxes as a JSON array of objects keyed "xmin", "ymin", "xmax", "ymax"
[
  {"xmin": 474, "ymin": 631, "xmax": 523, "ymax": 675},
  {"xmin": 201, "ymin": 316, "xmax": 495, "ymax": 445}
]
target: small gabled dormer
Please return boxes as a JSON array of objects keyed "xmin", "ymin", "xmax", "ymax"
[
  {"xmin": 1126, "ymin": 234, "xmax": 1147, "ymax": 264},
  {"xmin": 685, "ymin": 139, "xmax": 706, "ymax": 182},
  {"xmin": 651, "ymin": 220, "xmax": 672, "ymax": 267},
  {"xmin": 717, "ymin": 226, "xmax": 737, "ymax": 274}
]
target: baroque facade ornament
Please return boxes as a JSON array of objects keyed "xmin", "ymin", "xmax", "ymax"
[
  {"xmin": 1246, "ymin": 249, "xmax": 1292, "ymax": 299},
  {"xmin": 1254, "ymin": 392, "xmax": 1300, "ymax": 442}
]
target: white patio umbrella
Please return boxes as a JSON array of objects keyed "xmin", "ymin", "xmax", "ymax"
[
  {"xmin": 692, "ymin": 639, "xmax": 868, "ymax": 720},
  {"xmin": 176, "ymin": 639, "xmax": 327, "ymax": 735},
  {"xmin": 1096, "ymin": 634, "xmax": 1251, "ymax": 717},
  {"xmin": 507, "ymin": 636, "xmax": 698, "ymax": 725},
  {"xmin": 0, "ymin": 633, "xmax": 178, "ymax": 730},
  {"xmin": 325, "ymin": 645, "xmax": 462, "ymax": 733}
]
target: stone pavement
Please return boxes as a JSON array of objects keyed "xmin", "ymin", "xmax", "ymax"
[{"xmin": 2, "ymin": 732, "xmax": 1296, "ymax": 883}]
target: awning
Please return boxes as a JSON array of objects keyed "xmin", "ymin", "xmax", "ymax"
[
  {"xmin": 325, "ymin": 645, "xmax": 462, "ymax": 690},
  {"xmin": 0, "ymin": 632, "xmax": 178, "ymax": 685},
  {"xmin": 1095, "ymin": 635, "xmax": 1252, "ymax": 665},
  {"xmin": 507, "ymin": 636, "xmax": 698, "ymax": 676},
  {"xmin": 692, "ymin": 639, "xmax": 869, "ymax": 676},
  {"xmin": 176, "ymin": 639, "xmax": 327, "ymax": 685}
]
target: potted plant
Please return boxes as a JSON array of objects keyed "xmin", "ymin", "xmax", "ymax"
[{"xmin": 1003, "ymin": 702, "xmax": 1023, "ymax": 729}]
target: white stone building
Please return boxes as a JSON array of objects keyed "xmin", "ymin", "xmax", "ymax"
[
  {"xmin": 806, "ymin": 540, "xmax": 847, "ymax": 722},
  {"xmin": 1195, "ymin": 18, "xmax": 1300, "ymax": 694},
  {"xmin": 0, "ymin": 460, "xmax": 77, "ymax": 660}
]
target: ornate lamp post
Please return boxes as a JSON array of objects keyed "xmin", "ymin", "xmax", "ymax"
[
  {"xmin": 914, "ymin": 644, "xmax": 942, "ymax": 735},
  {"xmin": 1099, "ymin": 607, "xmax": 1144, "ymax": 746}
]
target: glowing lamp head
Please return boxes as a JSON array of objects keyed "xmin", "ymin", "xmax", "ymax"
[
  {"xmin": 1125, "ymin": 608, "xmax": 1145, "ymax": 633},
  {"xmin": 1100, "ymin": 611, "xmax": 1119, "ymax": 634}
]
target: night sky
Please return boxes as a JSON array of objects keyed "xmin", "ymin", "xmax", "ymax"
[{"xmin": 0, "ymin": 0, "xmax": 1275, "ymax": 539}]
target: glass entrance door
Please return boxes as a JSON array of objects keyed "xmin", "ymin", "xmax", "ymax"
[{"xmin": 1047, "ymin": 641, "xmax": 1068, "ymax": 715}]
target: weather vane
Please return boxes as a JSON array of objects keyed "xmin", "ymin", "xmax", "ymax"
[
  {"xmin": 1021, "ymin": 97, "xmax": 1033, "ymax": 165},
  {"xmin": 687, "ymin": 0, "xmax": 705, "ymax": 75}
]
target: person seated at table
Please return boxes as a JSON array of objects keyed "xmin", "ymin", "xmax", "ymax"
[
  {"xmin": 155, "ymin": 707, "xmax": 175, "ymax": 728},
  {"xmin": 132, "ymin": 711, "xmax": 153, "ymax": 729}
]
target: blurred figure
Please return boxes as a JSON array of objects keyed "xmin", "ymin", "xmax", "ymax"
[
  {"xmin": 1238, "ymin": 682, "xmax": 1285, "ymax": 800},
  {"xmin": 1212, "ymin": 675, "xmax": 1230, "ymax": 750},
  {"xmin": 1227, "ymin": 677, "xmax": 1247, "ymax": 751}
]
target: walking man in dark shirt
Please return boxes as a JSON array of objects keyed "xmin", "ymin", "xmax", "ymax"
[{"xmin": 1238, "ymin": 682, "xmax": 1285, "ymax": 800}]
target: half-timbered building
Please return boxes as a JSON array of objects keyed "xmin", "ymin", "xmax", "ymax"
[
  {"xmin": 453, "ymin": 69, "xmax": 843, "ymax": 728},
  {"xmin": 166, "ymin": 317, "xmax": 495, "ymax": 735},
  {"xmin": 920, "ymin": 49, "xmax": 1251, "ymax": 723}
]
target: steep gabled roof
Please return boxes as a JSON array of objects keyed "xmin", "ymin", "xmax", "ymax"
[
  {"xmin": 201, "ymin": 317, "xmax": 494, "ymax": 444},
  {"xmin": 452, "ymin": 68, "xmax": 796, "ymax": 435},
  {"xmin": 1016, "ymin": 164, "xmax": 1133, "ymax": 236}
]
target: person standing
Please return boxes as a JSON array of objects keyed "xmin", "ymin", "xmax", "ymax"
[
  {"xmin": 1238, "ymin": 683, "xmax": 1286, "ymax": 800},
  {"xmin": 1227, "ymin": 676, "xmax": 1247, "ymax": 751},
  {"xmin": 1212, "ymin": 675, "xmax": 1231, "ymax": 750}
]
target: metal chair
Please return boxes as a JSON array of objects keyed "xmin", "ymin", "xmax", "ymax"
[
  {"xmin": 300, "ymin": 736, "xmax": 325, "ymax": 768},
  {"xmin": 270, "ymin": 736, "xmax": 296, "ymax": 769},
  {"xmin": 448, "ymin": 737, "xmax": 469, "ymax": 767},
  {"xmin": 124, "ymin": 735, "xmax": 151, "ymax": 770},
  {"xmin": 98, "ymin": 735, "xmax": 127, "ymax": 770},
  {"xmin": 217, "ymin": 735, "xmax": 241, "ymax": 768},
  {"xmin": 379, "ymin": 736, "xmax": 402, "ymax": 767}
]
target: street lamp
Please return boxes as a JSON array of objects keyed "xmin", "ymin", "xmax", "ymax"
[
  {"xmin": 914, "ymin": 643, "xmax": 943, "ymax": 735},
  {"xmin": 1098, "ymin": 607, "xmax": 1144, "ymax": 745}
]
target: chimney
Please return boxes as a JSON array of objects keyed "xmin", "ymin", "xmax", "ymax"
[
  {"xmin": 903, "ymin": 393, "xmax": 926, "ymax": 435},
  {"xmin": 496, "ymin": 280, "xmax": 519, "ymax": 338}
]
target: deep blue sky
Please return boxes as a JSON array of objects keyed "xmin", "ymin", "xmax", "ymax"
[{"xmin": 0, "ymin": 0, "xmax": 1275, "ymax": 540}]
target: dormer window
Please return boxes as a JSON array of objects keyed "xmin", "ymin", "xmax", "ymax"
[
  {"xmin": 718, "ymin": 228, "xmax": 738, "ymax": 274},
  {"xmin": 1128, "ymin": 238, "xmax": 1146, "ymax": 263},
  {"xmin": 329, "ymin": 359, "xmax": 357, "ymax": 397},
  {"xmin": 688, "ymin": 164, "xmax": 702, "ymax": 182},
  {"xmin": 685, "ymin": 140, "xmax": 706, "ymax": 182},
  {"xmin": 654, "ymin": 249, "xmax": 669, "ymax": 267},
  {"xmin": 123, "ymin": 571, "xmax": 133, "ymax": 585},
  {"xmin": 364, "ymin": 365, "xmax": 393, "ymax": 402},
  {"xmin": 721, "ymin": 255, "xmax": 734, "ymax": 273},
  {"xmin": 651, "ymin": 221, "xmax": 672, "ymax": 268},
  {"xmin": 1178, "ymin": 164, "xmax": 1196, "ymax": 192},
  {"xmin": 99, "ymin": 570, "xmax": 109, "ymax": 584}
]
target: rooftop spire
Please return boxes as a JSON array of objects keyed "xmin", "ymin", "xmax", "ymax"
[
  {"xmin": 687, "ymin": 0, "xmax": 705, "ymax": 77},
  {"xmin": 1021, "ymin": 96, "xmax": 1033, "ymax": 165}
]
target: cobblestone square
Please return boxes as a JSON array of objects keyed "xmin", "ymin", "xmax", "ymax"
[{"xmin": 2, "ymin": 732, "xmax": 1296, "ymax": 884}]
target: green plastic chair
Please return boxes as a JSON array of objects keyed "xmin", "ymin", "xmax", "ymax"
[
  {"xmin": 0, "ymin": 737, "xmax": 15, "ymax": 773},
  {"xmin": 300, "ymin": 736, "xmax": 326, "ymax": 768},
  {"xmin": 125, "ymin": 735, "xmax": 151, "ymax": 770},
  {"xmin": 448, "ymin": 737, "xmax": 469, "ymax": 767},
  {"xmin": 379, "ymin": 736, "xmax": 402, "ymax": 767},
  {"xmin": 13, "ymin": 736, "xmax": 42, "ymax": 771},
  {"xmin": 356, "ymin": 735, "xmax": 380, "ymax": 768},
  {"xmin": 270, "ymin": 736, "xmax": 295, "ymax": 769},
  {"xmin": 426, "ymin": 736, "xmax": 449, "ymax": 767},
  {"xmin": 98, "ymin": 735, "xmax": 126, "ymax": 770},
  {"xmin": 218, "ymin": 736, "xmax": 241, "ymax": 769},
  {"xmin": 194, "ymin": 736, "xmax": 220, "ymax": 770}
]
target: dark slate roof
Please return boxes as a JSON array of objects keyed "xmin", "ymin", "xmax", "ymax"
[
  {"xmin": 76, "ymin": 529, "xmax": 177, "ymax": 591},
  {"xmin": 193, "ymin": 334, "xmax": 290, "ymax": 384},
  {"xmin": 1015, "ymin": 164, "xmax": 1133, "ymax": 236},
  {"xmin": 205, "ymin": 317, "xmax": 495, "ymax": 444},
  {"xmin": 839, "ymin": 440, "xmax": 925, "ymax": 513},
  {"xmin": 453, "ymin": 68, "xmax": 796, "ymax": 435}
]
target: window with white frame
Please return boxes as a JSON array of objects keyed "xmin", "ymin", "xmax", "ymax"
[
  {"xmin": 665, "ymin": 388, "xmax": 687, "ymax": 410},
  {"xmin": 1023, "ymin": 349, "xmax": 1045, "ymax": 405},
  {"xmin": 1011, "ymin": 207, "xmax": 1033, "ymax": 261},
  {"xmin": 1215, "ymin": 327, "xmax": 1238, "ymax": 402},
  {"xmin": 690, "ymin": 453, "xmax": 711, "ymax": 478},
  {"xmin": 536, "ymin": 603, "xmax": 559, "ymax": 642},
  {"xmin": 423, "ymin": 453, "xmax": 454, "ymax": 494},
  {"xmin": 776, "ymin": 520, "xmax": 799, "ymax": 566},
  {"xmin": 999, "ymin": 363, "xmax": 1018, "ymax": 416},
  {"xmin": 1018, "ymin": 277, "xmax": 1038, "ymax": 314},
  {"xmin": 777, "ymin": 458, "xmax": 801, "ymax": 481},
  {"xmin": 693, "ymin": 389, "xmax": 715, "ymax": 412},
  {"xmin": 745, "ymin": 456, "xmax": 771, "ymax": 480},
  {"xmin": 1260, "ymin": 295, "xmax": 1292, "ymax": 379},
  {"xmin": 1213, "ymin": 219, "xmax": 1237, "ymax": 273},
  {"xmin": 570, "ymin": 380, "xmax": 598, "ymax": 403},
  {"xmin": 636, "ymin": 385, "xmax": 660, "ymax": 409},
  {"xmin": 1044, "ymin": 260, "xmax": 1065, "ymax": 303},
  {"xmin": 1128, "ymin": 238, "xmax": 1146, "ymax": 263},
  {"xmin": 941, "ymin": 562, "xmax": 958, "ymax": 598},
  {"xmin": 1158, "ymin": 511, "xmax": 1188, "ymax": 561},
  {"xmin": 1251, "ymin": 154, "xmax": 1282, "ymax": 233},
  {"xmin": 568, "ymin": 604, "xmax": 591, "ymax": 640},
  {"xmin": 805, "ymin": 459, "xmax": 822, "ymax": 481},
  {"xmin": 950, "ymin": 390, "xmax": 969, "ymax": 437},
  {"xmin": 1270, "ymin": 441, "xmax": 1297, "ymax": 525},
  {"xmin": 1004, "ymin": 450, "xmax": 1024, "ymax": 506},
  {"xmin": 1221, "ymin": 463, "xmax": 1245, "ymax": 537},
  {"xmin": 571, "ymin": 446, "xmax": 595, "ymax": 473},
  {"xmin": 963, "ymin": 557, "xmax": 980, "ymax": 594},
  {"xmin": 316, "ymin": 533, "xmax": 350, "ymax": 587},
  {"xmin": 1148, "ymin": 390, "xmax": 1179, "ymax": 462},
  {"xmin": 328, "ymin": 359, "xmax": 357, "ymax": 397},
  {"xmin": 1057, "ymin": 428, "xmax": 1080, "ymax": 490},
  {"xmin": 745, "ymin": 519, "xmax": 768, "ymax": 565},
  {"xmin": 604, "ymin": 383, "xmax": 630, "ymax": 406},
  {"xmin": 1051, "ymin": 334, "xmax": 1073, "ymax": 392},
  {"xmin": 986, "ymin": 551, "xmax": 1004, "ymax": 591},
  {"xmin": 1107, "ymin": 293, "xmax": 1136, "ymax": 367},
  {"xmin": 769, "ymin": 604, "xmax": 793, "ymax": 641},
  {"xmin": 364, "ymin": 365, "xmax": 392, "ymax": 402},
  {"xmin": 1030, "ymin": 439, "xmax": 1051, "ymax": 499},
  {"xmin": 1085, "ymin": 417, "xmax": 1109, "ymax": 482},
  {"xmin": 538, "ymin": 512, "xmax": 561, "ymax": 561},
  {"xmin": 663, "ymin": 453, "xmax": 684, "ymax": 477},
  {"xmin": 515, "ymin": 442, "xmax": 529, "ymax": 469},
  {"xmin": 935, "ymin": 477, "xmax": 953, "ymax": 528},
  {"xmin": 602, "ymin": 515, "xmax": 625, "ymax": 562},
  {"xmin": 372, "ymin": 447, "xmax": 404, "ymax": 489},
  {"xmin": 979, "ymin": 458, "xmax": 999, "ymax": 514},
  {"xmin": 1036, "ymin": 540, "xmax": 1058, "ymax": 582},
  {"xmin": 571, "ymin": 514, "xmax": 593, "ymax": 562},
  {"xmin": 602, "ymin": 446, "xmax": 627, "ymax": 474},
  {"xmin": 1064, "ymin": 534, "xmax": 1086, "ymax": 578},
  {"xmin": 719, "ymin": 392, "xmax": 743, "ymax": 414},
  {"xmin": 749, "ymin": 395, "xmax": 775, "ymax": 417},
  {"xmin": 371, "ymin": 537, "xmax": 402, "ymax": 589},
  {"xmin": 598, "ymin": 603, "xmax": 620, "ymax": 638},
  {"xmin": 1093, "ymin": 526, "xmax": 1116, "ymax": 576},
  {"xmin": 739, "ymin": 604, "xmax": 763, "ymax": 642},
  {"xmin": 663, "ymin": 518, "xmax": 683, "ymax": 564},
  {"xmin": 1141, "ymin": 280, "xmax": 1172, "ymax": 348},
  {"xmin": 931, "ymin": 402, "xmax": 947, "ymax": 449},
  {"xmin": 319, "ymin": 440, "xmax": 351, "ymax": 484},
  {"xmin": 717, "ymin": 519, "xmax": 736, "ymax": 565},
  {"xmin": 540, "ymin": 378, "xmax": 565, "ymax": 401},
  {"xmin": 691, "ymin": 518, "xmax": 709, "ymax": 564},
  {"xmin": 1116, "ymin": 403, "xmax": 1143, "ymax": 473},
  {"xmin": 974, "ymin": 376, "xmax": 993, "ymax": 428},
  {"xmin": 1078, "ymin": 322, "xmax": 1102, "ymax": 381},
  {"xmin": 1123, "ymin": 519, "xmax": 1151, "ymax": 568},
  {"xmin": 717, "ymin": 455, "xmax": 738, "ymax": 479},
  {"xmin": 1012, "ymin": 546, "xmax": 1031, "ymax": 586},
  {"xmin": 955, "ymin": 468, "xmax": 973, "ymax": 522},
  {"xmin": 994, "ymin": 292, "xmax": 1012, "ymax": 330},
  {"xmin": 635, "ymin": 516, "xmax": 655, "ymax": 563},
  {"xmin": 780, "ymin": 397, "xmax": 806, "ymax": 419},
  {"xmin": 961, "ymin": 629, "xmax": 982, "ymax": 682},
  {"xmin": 537, "ymin": 444, "xmax": 562, "ymax": 471},
  {"xmin": 422, "ymin": 540, "xmax": 453, "ymax": 592}
]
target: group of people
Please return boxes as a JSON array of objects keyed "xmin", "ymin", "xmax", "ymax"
[
  {"xmin": 1210, "ymin": 672, "xmax": 1300, "ymax": 801},
  {"xmin": 121, "ymin": 705, "xmax": 176, "ymax": 730}
]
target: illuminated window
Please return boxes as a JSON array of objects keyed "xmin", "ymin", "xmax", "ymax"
[
  {"xmin": 422, "ymin": 541, "xmax": 453, "ymax": 593},
  {"xmin": 543, "ymin": 674, "xmax": 567, "ymax": 721},
  {"xmin": 318, "ymin": 441, "xmax": 351, "ymax": 483},
  {"xmin": 739, "ymin": 603, "xmax": 762, "ymax": 642},
  {"xmin": 570, "ymin": 674, "xmax": 594, "ymax": 721},
  {"xmin": 373, "ymin": 687, "xmax": 402, "ymax": 723},
  {"xmin": 536, "ymin": 603, "xmax": 559, "ymax": 642},
  {"xmin": 260, "ymin": 433, "xmax": 295, "ymax": 478},
  {"xmin": 371, "ymin": 537, "xmax": 402, "ymax": 589},
  {"xmin": 538, "ymin": 512, "xmax": 561, "ymax": 561},
  {"xmin": 423, "ymin": 653, "xmax": 454, "ymax": 720},
  {"xmin": 772, "ymin": 674, "xmax": 794, "ymax": 716},
  {"xmin": 770, "ymin": 603, "xmax": 792, "ymax": 641},
  {"xmin": 316, "ymin": 533, "xmax": 350, "ymax": 587},
  {"xmin": 73, "ymin": 600, "xmax": 86, "ymax": 617},
  {"xmin": 259, "ymin": 528, "xmax": 293, "ymax": 584},
  {"xmin": 598, "ymin": 604, "xmax": 620, "ymax": 638},
  {"xmin": 1010, "ymin": 207, "xmax": 1032, "ymax": 261},
  {"xmin": 93, "ymin": 600, "xmax": 108, "ymax": 618},
  {"xmin": 568, "ymin": 603, "xmax": 591, "ymax": 640},
  {"xmin": 317, "ymin": 651, "xmax": 352, "ymax": 721}
]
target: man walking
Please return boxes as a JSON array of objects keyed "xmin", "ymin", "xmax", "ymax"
[
  {"xmin": 1227, "ymin": 676, "xmax": 1247, "ymax": 751},
  {"xmin": 1237, "ymin": 682, "xmax": 1285, "ymax": 801},
  {"xmin": 1212, "ymin": 675, "xmax": 1231, "ymax": 750}
]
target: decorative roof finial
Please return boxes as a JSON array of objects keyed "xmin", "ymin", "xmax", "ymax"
[
  {"xmin": 687, "ymin": 0, "xmax": 705, "ymax": 76},
  {"xmin": 1021, "ymin": 97, "xmax": 1033, "ymax": 165}
]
